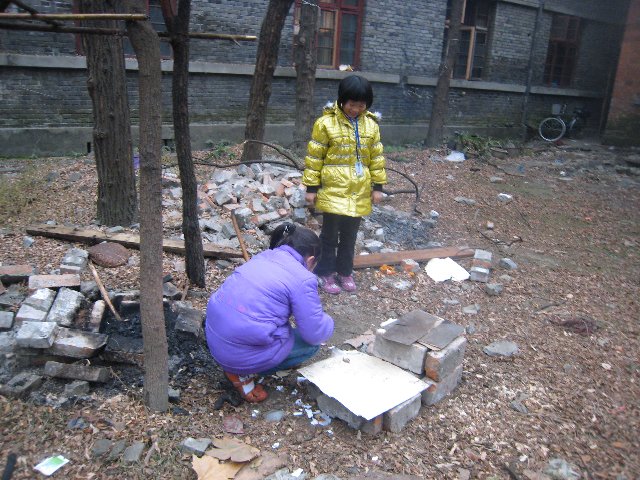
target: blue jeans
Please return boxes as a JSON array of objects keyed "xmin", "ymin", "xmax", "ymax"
[{"xmin": 259, "ymin": 329, "xmax": 319, "ymax": 375}]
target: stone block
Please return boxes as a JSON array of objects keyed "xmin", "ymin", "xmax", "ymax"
[
  {"xmin": 421, "ymin": 364, "xmax": 463, "ymax": 406},
  {"xmin": 16, "ymin": 321, "xmax": 59, "ymax": 348},
  {"xmin": 102, "ymin": 334, "xmax": 143, "ymax": 366},
  {"xmin": 499, "ymin": 258, "xmax": 518, "ymax": 270},
  {"xmin": 372, "ymin": 334, "xmax": 428, "ymax": 374},
  {"xmin": 383, "ymin": 394, "xmax": 422, "ymax": 433},
  {"xmin": 424, "ymin": 336, "xmax": 467, "ymax": 382},
  {"xmin": 180, "ymin": 437, "xmax": 212, "ymax": 456},
  {"xmin": 175, "ymin": 307, "xmax": 203, "ymax": 337},
  {"xmin": 88, "ymin": 300, "xmax": 106, "ymax": 332},
  {"xmin": 15, "ymin": 304, "xmax": 48, "ymax": 324},
  {"xmin": 123, "ymin": 442, "xmax": 145, "ymax": 463},
  {"xmin": 28, "ymin": 274, "xmax": 81, "ymax": 293},
  {"xmin": 60, "ymin": 265, "xmax": 83, "ymax": 275},
  {"xmin": 23, "ymin": 288, "xmax": 57, "ymax": 311},
  {"xmin": 360, "ymin": 415, "xmax": 383, "ymax": 435},
  {"xmin": 64, "ymin": 380, "xmax": 90, "ymax": 396},
  {"xmin": 234, "ymin": 207, "xmax": 254, "ymax": 229},
  {"xmin": 47, "ymin": 287, "xmax": 85, "ymax": 326},
  {"xmin": 163, "ymin": 282, "xmax": 181, "ymax": 300},
  {"xmin": 0, "ymin": 265, "xmax": 36, "ymax": 284},
  {"xmin": 317, "ymin": 394, "xmax": 366, "ymax": 429},
  {"xmin": 0, "ymin": 310, "xmax": 15, "ymax": 329},
  {"xmin": 469, "ymin": 266, "xmax": 490, "ymax": 282},
  {"xmin": 61, "ymin": 248, "xmax": 89, "ymax": 268},
  {"xmin": 0, "ymin": 372, "xmax": 43, "ymax": 398},
  {"xmin": 474, "ymin": 249, "xmax": 492, "ymax": 262},
  {"xmin": 400, "ymin": 258, "xmax": 420, "ymax": 273},
  {"xmin": 44, "ymin": 360, "xmax": 110, "ymax": 383},
  {"xmin": 0, "ymin": 331, "xmax": 16, "ymax": 354},
  {"xmin": 49, "ymin": 328, "xmax": 108, "ymax": 358}
]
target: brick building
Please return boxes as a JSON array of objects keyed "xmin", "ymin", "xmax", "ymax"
[
  {"xmin": 0, "ymin": 0, "xmax": 630, "ymax": 156},
  {"xmin": 603, "ymin": 0, "xmax": 639, "ymax": 146}
]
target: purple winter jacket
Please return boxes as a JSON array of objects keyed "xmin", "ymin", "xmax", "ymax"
[{"xmin": 205, "ymin": 245, "xmax": 334, "ymax": 375}]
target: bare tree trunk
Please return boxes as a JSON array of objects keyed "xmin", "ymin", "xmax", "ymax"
[
  {"xmin": 79, "ymin": 0, "xmax": 137, "ymax": 226},
  {"xmin": 291, "ymin": 0, "xmax": 318, "ymax": 155},
  {"xmin": 426, "ymin": 0, "xmax": 465, "ymax": 147},
  {"xmin": 161, "ymin": 0, "xmax": 205, "ymax": 288},
  {"xmin": 123, "ymin": 0, "xmax": 168, "ymax": 412},
  {"xmin": 241, "ymin": 0, "xmax": 294, "ymax": 162}
]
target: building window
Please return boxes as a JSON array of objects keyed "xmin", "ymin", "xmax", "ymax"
[
  {"xmin": 294, "ymin": 0, "xmax": 364, "ymax": 69},
  {"xmin": 444, "ymin": 0, "xmax": 492, "ymax": 80},
  {"xmin": 123, "ymin": 0, "xmax": 172, "ymax": 58},
  {"xmin": 543, "ymin": 15, "xmax": 580, "ymax": 87}
]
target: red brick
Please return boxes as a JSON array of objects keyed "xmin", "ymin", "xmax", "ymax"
[{"xmin": 28, "ymin": 274, "xmax": 81, "ymax": 293}]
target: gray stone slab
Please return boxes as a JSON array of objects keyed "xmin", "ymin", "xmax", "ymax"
[
  {"xmin": 175, "ymin": 307, "xmax": 203, "ymax": 337},
  {"xmin": 92, "ymin": 439, "xmax": 113, "ymax": 458},
  {"xmin": 88, "ymin": 300, "xmax": 106, "ymax": 332},
  {"xmin": 0, "ymin": 310, "xmax": 14, "ymax": 329},
  {"xmin": 483, "ymin": 340, "xmax": 519, "ymax": 357},
  {"xmin": 64, "ymin": 380, "xmax": 90, "ymax": 396},
  {"xmin": 381, "ymin": 310, "xmax": 441, "ymax": 345},
  {"xmin": 15, "ymin": 304, "xmax": 48, "ymax": 323},
  {"xmin": 179, "ymin": 437, "xmax": 212, "ymax": 456},
  {"xmin": 23, "ymin": 288, "xmax": 57, "ymax": 311},
  {"xmin": 15, "ymin": 321, "xmax": 59, "ymax": 348},
  {"xmin": 28, "ymin": 274, "xmax": 81, "ymax": 292},
  {"xmin": 123, "ymin": 441, "xmax": 145, "ymax": 463},
  {"xmin": 61, "ymin": 248, "xmax": 89, "ymax": 267},
  {"xmin": 49, "ymin": 328, "xmax": 108, "ymax": 358},
  {"xmin": 417, "ymin": 320, "xmax": 465, "ymax": 350},
  {"xmin": 47, "ymin": 287, "xmax": 85, "ymax": 326},
  {"xmin": 0, "ymin": 331, "xmax": 16, "ymax": 354},
  {"xmin": 108, "ymin": 440, "xmax": 127, "ymax": 460},
  {"xmin": 44, "ymin": 360, "xmax": 110, "ymax": 382},
  {"xmin": 0, "ymin": 372, "xmax": 43, "ymax": 398}
]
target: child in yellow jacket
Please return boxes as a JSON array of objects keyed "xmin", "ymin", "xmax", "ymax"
[{"xmin": 303, "ymin": 75, "xmax": 387, "ymax": 294}]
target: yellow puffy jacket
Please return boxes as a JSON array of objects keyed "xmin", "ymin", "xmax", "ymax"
[{"xmin": 302, "ymin": 102, "xmax": 387, "ymax": 217}]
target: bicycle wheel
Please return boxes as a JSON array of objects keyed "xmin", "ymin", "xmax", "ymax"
[{"xmin": 539, "ymin": 117, "xmax": 566, "ymax": 142}]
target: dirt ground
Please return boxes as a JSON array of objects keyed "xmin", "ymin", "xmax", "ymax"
[{"xmin": 0, "ymin": 138, "xmax": 639, "ymax": 480}]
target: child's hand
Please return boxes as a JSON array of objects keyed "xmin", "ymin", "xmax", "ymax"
[
  {"xmin": 305, "ymin": 192, "xmax": 317, "ymax": 205},
  {"xmin": 371, "ymin": 190, "xmax": 384, "ymax": 204}
]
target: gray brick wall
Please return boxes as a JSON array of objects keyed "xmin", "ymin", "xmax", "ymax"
[
  {"xmin": 360, "ymin": 1, "xmax": 445, "ymax": 76},
  {"xmin": 0, "ymin": 0, "xmax": 627, "ymax": 152}
]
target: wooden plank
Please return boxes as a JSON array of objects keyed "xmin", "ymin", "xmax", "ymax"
[
  {"xmin": 26, "ymin": 224, "xmax": 243, "ymax": 259},
  {"xmin": 353, "ymin": 247, "xmax": 475, "ymax": 269}
]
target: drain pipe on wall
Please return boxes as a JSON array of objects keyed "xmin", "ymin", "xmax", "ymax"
[{"xmin": 521, "ymin": 0, "xmax": 545, "ymax": 141}]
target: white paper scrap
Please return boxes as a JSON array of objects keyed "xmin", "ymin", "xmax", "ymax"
[
  {"xmin": 425, "ymin": 257, "xmax": 470, "ymax": 282},
  {"xmin": 298, "ymin": 350, "xmax": 429, "ymax": 420},
  {"xmin": 34, "ymin": 455, "xmax": 69, "ymax": 476}
]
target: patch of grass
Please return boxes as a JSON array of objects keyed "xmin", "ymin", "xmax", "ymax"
[
  {"xmin": 0, "ymin": 164, "xmax": 45, "ymax": 224},
  {"xmin": 205, "ymin": 140, "xmax": 237, "ymax": 161}
]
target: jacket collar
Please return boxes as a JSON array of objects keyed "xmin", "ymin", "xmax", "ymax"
[{"xmin": 275, "ymin": 244, "xmax": 305, "ymax": 267}]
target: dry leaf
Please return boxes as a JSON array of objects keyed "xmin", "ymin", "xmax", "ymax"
[
  {"xmin": 222, "ymin": 415, "xmax": 244, "ymax": 434},
  {"xmin": 206, "ymin": 437, "xmax": 260, "ymax": 463},
  {"xmin": 234, "ymin": 452, "xmax": 288, "ymax": 480},
  {"xmin": 192, "ymin": 454, "xmax": 243, "ymax": 480}
]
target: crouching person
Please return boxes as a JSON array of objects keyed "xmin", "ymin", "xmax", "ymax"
[{"xmin": 205, "ymin": 223, "xmax": 334, "ymax": 403}]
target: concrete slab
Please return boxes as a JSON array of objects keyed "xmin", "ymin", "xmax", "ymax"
[
  {"xmin": 44, "ymin": 360, "xmax": 110, "ymax": 382},
  {"xmin": 49, "ymin": 328, "xmax": 108, "ymax": 358},
  {"xmin": 15, "ymin": 321, "xmax": 59, "ymax": 348}
]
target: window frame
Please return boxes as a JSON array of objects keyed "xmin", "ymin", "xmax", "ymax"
[
  {"xmin": 543, "ymin": 14, "xmax": 581, "ymax": 87},
  {"xmin": 293, "ymin": 0, "xmax": 365, "ymax": 69},
  {"xmin": 445, "ymin": 0, "xmax": 492, "ymax": 81}
]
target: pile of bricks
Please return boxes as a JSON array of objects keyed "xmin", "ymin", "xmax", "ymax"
[
  {"xmin": 305, "ymin": 309, "xmax": 467, "ymax": 435},
  {"xmin": 0, "ymin": 248, "xmax": 204, "ymax": 400},
  {"xmin": 372, "ymin": 310, "xmax": 467, "ymax": 407}
]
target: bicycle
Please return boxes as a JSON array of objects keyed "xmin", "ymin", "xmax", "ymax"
[{"xmin": 538, "ymin": 104, "xmax": 590, "ymax": 142}]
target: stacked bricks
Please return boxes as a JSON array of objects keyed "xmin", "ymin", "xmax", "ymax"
[
  {"xmin": 372, "ymin": 310, "xmax": 466, "ymax": 407},
  {"xmin": 470, "ymin": 249, "xmax": 492, "ymax": 282}
]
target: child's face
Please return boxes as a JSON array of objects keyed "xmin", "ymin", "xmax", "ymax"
[{"xmin": 342, "ymin": 100, "xmax": 367, "ymax": 119}]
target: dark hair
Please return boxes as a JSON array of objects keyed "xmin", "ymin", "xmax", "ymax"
[
  {"xmin": 338, "ymin": 75, "xmax": 374, "ymax": 109},
  {"xmin": 269, "ymin": 223, "xmax": 321, "ymax": 258}
]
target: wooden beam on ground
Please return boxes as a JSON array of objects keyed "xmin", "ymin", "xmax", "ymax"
[
  {"xmin": 26, "ymin": 224, "xmax": 243, "ymax": 259},
  {"xmin": 353, "ymin": 246, "xmax": 475, "ymax": 269}
]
